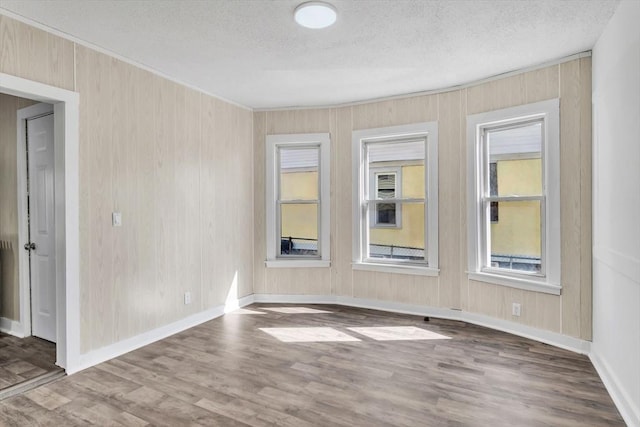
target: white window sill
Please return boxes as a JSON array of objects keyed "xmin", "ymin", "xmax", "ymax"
[
  {"xmin": 265, "ymin": 260, "xmax": 331, "ymax": 268},
  {"xmin": 467, "ymin": 271, "xmax": 561, "ymax": 295},
  {"xmin": 352, "ymin": 262, "xmax": 439, "ymax": 277}
]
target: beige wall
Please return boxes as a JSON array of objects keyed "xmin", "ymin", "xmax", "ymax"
[
  {"xmin": 254, "ymin": 60, "xmax": 592, "ymax": 340},
  {"xmin": 0, "ymin": 94, "xmax": 36, "ymax": 321},
  {"xmin": 1, "ymin": 15, "xmax": 254, "ymax": 352}
]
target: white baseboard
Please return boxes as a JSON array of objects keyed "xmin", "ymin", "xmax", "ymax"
[
  {"xmin": 590, "ymin": 350, "xmax": 640, "ymax": 427},
  {"xmin": 67, "ymin": 295, "xmax": 255, "ymax": 375},
  {"xmin": 0, "ymin": 317, "xmax": 24, "ymax": 338},
  {"xmin": 252, "ymin": 294, "xmax": 591, "ymax": 355}
]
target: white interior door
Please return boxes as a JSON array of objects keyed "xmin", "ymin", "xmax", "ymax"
[{"xmin": 26, "ymin": 112, "xmax": 57, "ymax": 343}]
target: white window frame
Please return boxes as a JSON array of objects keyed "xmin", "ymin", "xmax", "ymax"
[
  {"xmin": 467, "ymin": 99, "xmax": 561, "ymax": 295},
  {"xmin": 369, "ymin": 167, "xmax": 402, "ymax": 229},
  {"xmin": 352, "ymin": 122, "xmax": 439, "ymax": 276},
  {"xmin": 266, "ymin": 133, "xmax": 330, "ymax": 268}
]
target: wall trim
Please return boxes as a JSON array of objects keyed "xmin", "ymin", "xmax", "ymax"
[
  {"xmin": 68, "ymin": 294, "xmax": 255, "ymax": 375},
  {"xmin": 251, "ymin": 294, "xmax": 591, "ymax": 355},
  {"xmin": 0, "ymin": 317, "xmax": 24, "ymax": 338},
  {"xmin": 590, "ymin": 349, "xmax": 640, "ymax": 427}
]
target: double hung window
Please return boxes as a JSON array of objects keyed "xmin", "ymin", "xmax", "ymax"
[
  {"xmin": 352, "ymin": 122, "xmax": 438, "ymax": 275},
  {"xmin": 467, "ymin": 99, "xmax": 561, "ymax": 294},
  {"xmin": 266, "ymin": 133, "xmax": 330, "ymax": 267}
]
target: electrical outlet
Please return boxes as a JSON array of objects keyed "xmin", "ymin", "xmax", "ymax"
[
  {"xmin": 184, "ymin": 292, "xmax": 191, "ymax": 305},
  {"xmin": 512, "ymin": 302, "xmax": 521, "ymax": 317}
]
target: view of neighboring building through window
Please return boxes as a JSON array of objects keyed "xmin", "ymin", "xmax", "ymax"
[
  {"xmin": 278, "ymin": 146, "xmax": 320, "ymax": 256},
  {"xmin": 353, "ymin": 122, "xmax": 439, "ymax": 272},
  {"xmin": 370, "ymin": 168, "xmax": 401, "ymax": 227},
  {"xmin": 265, "ymin": 133, "xmax": 330, "ymax": 266},
  {"xmin": 484, "ymin": 121, "xmax": 544, "ymax": 273},
  {"xmin": 467, "ymin": 98, "xmax": 560, "ymax": 293},
  {"xmin": 366, "ymin": 139, "xmax": 425, "ymax": 261}
]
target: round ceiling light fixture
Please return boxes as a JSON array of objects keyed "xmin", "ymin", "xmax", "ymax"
[{"xmin": 294, "ymin": 1, "xmax": 337, "ymax": 29}]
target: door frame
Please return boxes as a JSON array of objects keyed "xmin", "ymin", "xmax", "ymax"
[
  {"xmin": 17, "ymin": 102, "xmax": 55, "ymax": 342},
  {"xmin": 1, "ymin": 72, "xmax": 80, "ymax": 373}
]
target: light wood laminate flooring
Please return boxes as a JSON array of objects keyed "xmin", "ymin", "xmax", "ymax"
[
  {"xmin": 0, "ymin": 333, "xmax": 61, "ymax": 391},
  {"xmin": 0, "ymin": 304, "xmax": 625, "ymax": 426}
]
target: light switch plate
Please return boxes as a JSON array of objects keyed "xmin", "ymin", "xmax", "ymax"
[{"xmin": 112, "ymin": 212, "xmax": 122, "ymax": 227}]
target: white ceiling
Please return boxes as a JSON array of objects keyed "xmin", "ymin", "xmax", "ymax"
[{"xmin": 0, "ymin": 0, "xmax": 619, "ymax": 109}]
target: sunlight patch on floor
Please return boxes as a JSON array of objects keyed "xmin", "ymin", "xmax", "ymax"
[
  {"xmin": 260, "ymin": 327, "xmax": 361, "ymax": 342},
  {"xmin": 261, "ymin": 307, "xmax": 333, "ymax": 314},
  {"xmin": 347, "ymin": 326, "xmax": 451, "ymax": 341},
  {"xmin": 228, "ymin": 308, "xmax": 267, "ymax": 315}
]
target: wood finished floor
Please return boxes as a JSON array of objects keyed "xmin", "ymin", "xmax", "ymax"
[
  {"xmin": 0, "ymin": 333, "xmax": 61, "ymax": 391},
  {"xmin": 0, "ymin": 304, "xmax": 625, "ymax": 426}
]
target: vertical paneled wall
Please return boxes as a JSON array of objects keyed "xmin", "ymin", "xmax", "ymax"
[
  {"xmin": 1, "ymin": 15, "xmax": 254, "ymax": 352},
  {"xmin": 254, "ymin": 59, "xmax": 592, "ymax": 340},
  {"xmin": 0, "ymin": 94, "xmax": 36, "ymax": 321}
]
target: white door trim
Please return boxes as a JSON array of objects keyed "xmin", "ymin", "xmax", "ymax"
[
  {"xmin": 2, "ymin": 72, "xmax": 80, "ymax": 373},
  {"xmin": 17, "ymin": 102, "xmax": 54, "ymax": 342}
]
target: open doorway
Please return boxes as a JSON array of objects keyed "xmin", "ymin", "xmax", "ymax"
[
  {"xmin": 0, "ymin": 71, "xmax": 81, "ymax": 396},
  {"xmin": 0, "ymin": 96, "xmax": 64, "ymax": 399}
]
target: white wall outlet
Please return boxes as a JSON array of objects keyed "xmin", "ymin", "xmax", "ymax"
[
  {"xmin": 184, "ymin": 291, "xmax": 191, "ymax": 305},
  {"xmin": 112, "ymin": 212, "xmax": 122, "ymax": 227},
  {"xmin": 512, "ymin": 302, "xmax": 522, "ymax": 317}
]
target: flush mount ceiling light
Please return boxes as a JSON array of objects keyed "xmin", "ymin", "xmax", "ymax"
[{"xmin": 294, "ymin": 1, "xmax": 337, "ymax": 29}]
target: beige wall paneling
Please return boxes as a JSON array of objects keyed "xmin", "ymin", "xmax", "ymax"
[
  {"xmin": 252, "ymin": 112, "xmax": 267, "ymax": 294},
  {"xmin": 264, "ymin": 268, "xmax": 331, "ymax": 295},
  {"xmin": 175, "ymin": 85, "xmax": 203, "ymax": 316},
  {"xmin": 328, "ymin": 108, "xmax": 338, "ymax": 296},
  {"xmin": 0, "ymin": 16, "xmax": 74, "ymax": 91},
  {"xmin": 579, "ymin": 57, "xmax": 593, "ymax": 340},
  {"xmin": 210, "ymin": 99, "xmax": 230, "ymax": 306},
  {"xmin": 524, "ymin": 65, "xmax": 560, "ymax": 103},
  {"xmin": 468, "ymin": 280, "xmax": 499, "ymax": 318},
  {"xmin": 76, "ymin": 46, "xmax": 116, "ymax": 351},
  {"xmin": 76, "ymin": 45, "xmax": 92, "ymax": 351},
  {"xmin": 559, "ymin": 59, "xmax": 584, "ymax": 339},
  {"xmin": 155, "ymin": 77, "xmax": 178, "ymax": 325},
  {"xmin": 351, "ymin": 95, "xmax": 438, "ymax": 130},
  {"xmin": 334, "ymin": 106, "xmax": 354, "ymax": 297},
  {"xmin": 0, "ymin": 94, "xmax": 36, "ymax": 321},
  {"xmin": 536, "ymin": 292, "xmax": 562, "ymax": 333},
  {"xmin": 466, "ymin": 74, "xmax": 526, "ymax": 116},
  {"xmin": 265, "ymin": 108, "xmax": 332, "ymax": 134},
  {"xmin": 459, "ymin": 90, "xmax": 470, "ymax": 312},
  {"xmin": 352, "ymin": 270, "xmax": 377, "ymax": 300},
  {"xmin": 352, "ymin": 270, "xmax": 438, "ymax": 306},
  {"xmin": 238, "ymin": 107, "xmax": 255, "ymax": 299},
  {"xmin": 395, "ymin": 275, "xmax": 439, "ymax": 306},
  {"xmin": 200, "ymin": 96, "xmax": 218, "ymax": 308},
  {"xmin": 75, "ymin": 47, "xmax": 254, "ymax": 353},
  {"xmin": 110, "ymin": 57, "xmax": 137, "ymax": 342},
  {"xmin": 437, "ymin": 90, "xmax": 462, "ymax": 309},
  {"xmin": 134, "ymin": 68, "xmax": 159, "ymax": 338}
]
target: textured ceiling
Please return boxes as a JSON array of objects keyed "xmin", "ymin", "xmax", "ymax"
[{"xmin": 0, "ymin": 0, "xmax": 619, "ymax": 109}]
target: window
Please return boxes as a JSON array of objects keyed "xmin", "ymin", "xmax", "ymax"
[
  {"xmin": 467, "ymin": 99, "xmax": 561, "ymax": 294},
  {"xmin": 352, "ymin": 122, "xmax": 438, "ymax": 275},
  {"xmin": 266, "ymin": 133, "xmax": 330, "ymax": 267},
  {"xmin": 370, "ymin": 167, "xmax": 402, "ymax": 228}
]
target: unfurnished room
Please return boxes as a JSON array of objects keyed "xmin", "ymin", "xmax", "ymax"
[{"xmin": 0, "ymin": 0, "xmax": 638, "ymax": 425}]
